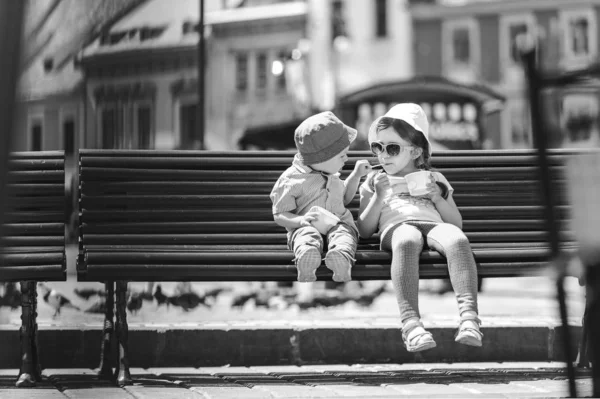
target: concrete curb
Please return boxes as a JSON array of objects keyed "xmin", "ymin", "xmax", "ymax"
[{"xmin": 0, "ymin": 323, "xmax": 582, "ymax": 369}]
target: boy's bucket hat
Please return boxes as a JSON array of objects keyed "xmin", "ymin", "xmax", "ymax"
[
  {"xmin": 368, "ymin": 103, "xmax": 432, "ymax": 156},
  {"xmin": 294, "ymin": 111, "xmax": 357, "ymax": 165}
]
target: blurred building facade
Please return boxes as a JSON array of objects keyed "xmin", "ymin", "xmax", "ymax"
[
  {"xmin": 15, "ymin": 0, "xmax": 143, "ymax": 152},
  {"xmin": 412, "ymin": 0, "xmax": 600, "ymax": 149},
  {"xmin": 15, "ymin": 0, "xmax": 415, "ymax": 152},
  {"xmin": 17, "ymin": 0, "xmax": 599, "ymax": 152}
]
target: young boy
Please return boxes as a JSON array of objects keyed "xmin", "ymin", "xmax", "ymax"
[{"xmin": 270, "ymin": 111, "xmax": 372, "ymax": 282}]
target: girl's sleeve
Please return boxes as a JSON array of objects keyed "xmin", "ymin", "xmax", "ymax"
[
  {"xmin": 433, "ymin": 172, "xmax": 454, "ymax": 196},
  {"xmin": 270, "ymin": 177, "xmax": 297, "ymax": 214}
]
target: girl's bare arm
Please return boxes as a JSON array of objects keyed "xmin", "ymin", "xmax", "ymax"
[
  {"xmin": 432, "ymin": 194, "xmax": 463, "ymax": 229},
  {"xmin": 357, "ymin": 176, "xmax": 385, "ymax": 238}
]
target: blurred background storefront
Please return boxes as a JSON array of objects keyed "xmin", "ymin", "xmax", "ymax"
[{"xmin": 12, "ymin": 0, "xmax": 600, "ymax": 153}]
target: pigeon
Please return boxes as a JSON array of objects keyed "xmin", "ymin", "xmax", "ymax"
[
  {"xmin": 84, "ymin": 298, "xmax": 107, "ymax": 314},
  {"xmin": 168, "ymin": 292, "xmax": 209, "ymax": 312},
  {"xmin": 153, "ymin": 284, "xmax": 168, "ymax": 307},
  {"xmin": 230, "ymin": 292, "xmax": 257, "ymax": 309},
  {"xmin": 39, "ymin": 284, "xmax": 80, "ymax": 317},
  {"xmin": 351, "ymin": 284, "xmax": 388, "ymax": 308},
  {"xmin": 203, "ymin": 287, "xmax": 230, "ymax": 301},
  {"xmin": 0, "ymin": 282, "xmax": 21, "ymax": 309},
  {"xmin": 126, "ymin": 292, "xmax": 143, "ymax": 315},
  {"xmin": 74, "ymin": 287, "xmax": 106, "ymax": 300}
]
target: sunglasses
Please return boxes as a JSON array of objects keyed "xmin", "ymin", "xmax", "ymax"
[{"xmin": 370, "ymin": 141, "xmax": 414, "ymax": 157}]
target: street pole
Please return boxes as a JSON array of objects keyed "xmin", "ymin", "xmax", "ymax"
[
  {"xmin": 520, "ymin": 37, "xmax": 577, "ymax": 398},
  {"xmin": 0, "ymin": 0, "xmax": 25, "ymax": 246},
  {"xmin": 197, "ymin": 0, "xmax": 205, "ymax": 149}
]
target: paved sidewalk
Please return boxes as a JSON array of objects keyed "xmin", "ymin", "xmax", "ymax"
[
  {"xmin": 0, "ymin": 362, "xmax": 593, "ymax": 398},
  {"xmin": 0, "ymin": 276, "xmax": 588, "ymax": 368}
]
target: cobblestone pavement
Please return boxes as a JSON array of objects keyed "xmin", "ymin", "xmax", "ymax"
[{"xmin": 0, "ymin": 363, "xmax": 594, "ymax": 398}]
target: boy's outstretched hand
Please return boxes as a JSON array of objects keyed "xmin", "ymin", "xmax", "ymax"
[{"xmin": 353, "ymin": 159, "xmax": 373, "ymax": 178}]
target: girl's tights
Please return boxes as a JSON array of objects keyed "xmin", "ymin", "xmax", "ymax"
[{"xmin": 381, "ymin": 221, "xmax": 479, "ymax": 323}]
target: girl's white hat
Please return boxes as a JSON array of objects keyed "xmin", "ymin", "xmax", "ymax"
[{"xmin": 368, "ymin": 103, "xmax": 432, "ymax": 156}]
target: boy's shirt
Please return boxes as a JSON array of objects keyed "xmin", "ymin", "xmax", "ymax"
[{"xmin": 270, "ymin": 155, "xmax": 358, "ymax": 241}]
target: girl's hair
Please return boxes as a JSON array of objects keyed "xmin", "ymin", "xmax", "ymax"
[{"xmin": 373, "ymin": 117, "xmax": 432, "ymax": 170}]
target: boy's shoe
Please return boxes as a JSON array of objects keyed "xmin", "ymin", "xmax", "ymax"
[
  {"xmin": 402, "ymin": 320, "xmax": 437, "ymax": 352},
  {"xmin": 325, "ymin": 250, "xmax": 352, "ymax": 282},
  {"xmin": 455, "ymin": 315, "xmax": 483, "ymax": 347},
  {"xmin": 296, "ymin": 247, "xmax": 321, "ymax": 282}
]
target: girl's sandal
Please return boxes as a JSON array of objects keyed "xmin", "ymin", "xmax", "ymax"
[
  {"xmin": 455, "ymin": 315, "xmax": 483, "ymax": 347},
  {"xmin": 402, "ymin": 320, "xmax": 437, "ymax": 352}
]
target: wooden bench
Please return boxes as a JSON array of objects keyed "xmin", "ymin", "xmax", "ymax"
[
  {"xmin": 1, "ymin": 151, "xmax": 67, "ymax": 387},
  {"xmin": 77, "ymin": 148, "xmax": 578, "ymax": 385}
]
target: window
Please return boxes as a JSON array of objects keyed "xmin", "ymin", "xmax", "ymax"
[
  {"xmin": 30, "ymin": 120, "xmax": 43, "ymax": 151},
  {"xmin": 95, "ymin": 83, "xmax": 156, "ymax": 149},
  {"xmin": 453, "ymin": 28, "xmax": 470, "ymax": 63},
  {"xmin": 63, "ymin": 118, "xmax": 75, "ymax": 154},
  {"xmin": 504, "ymin": 98, "xmax": 531, "ymax": 149},
  {"xmin": 560, "ymin": 9, "xmax": 598, "ymax": 69},
  {"xmin": 500, "ymin": 14, "xmax": 536, "ymax": 83},
  {"xmin": 375, "ymin": 0, "xmax": 387, "ymax": 38},
  {"xmin": 276, "ymin": 51, "xmax": 287, "ymax": 91},
  {"xmin": 136, "ymin": 105, "xmax": 153, "ymax": 149},
  {"xmin": 332, "ymin": 0, "xmax": 347, "ymax": 41},
  {"xmin": 559, "ymin": 92, "xmax": 600, "ymax": 148},
  {"xmin": 179, "ymin": 103, "xmax": 198, "ymax": 149},
  {"xmin": 442, "ymin": 19, "xmax": 480, "ymax": 82},
  {"xmin": 235, "ymin": 52, "xmax": 248, "ymax": 92},
  {"xmin": 256, "ymin": 52, "xmax": 267, "ymax": 91},
  {"xmin": 100, "ymin": 106, "xmax": 125, "ymax": 149}
]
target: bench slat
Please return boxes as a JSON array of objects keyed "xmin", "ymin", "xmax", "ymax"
[
  {"xmin": 1, "ymin": 265, "xmax": 66, "ymax": 281},
  {"xmin": 81, "ymin": 219, "xmax": 549, "ymax": 234},
  {"xmin": 5, "ymin": 183, "xmax": 64, "ymax": 196},
  {"xmin": 7, "ymin": 170, "xmax": 64, "ymax": 182},
  {"xmin": 1, "ymin": 252, "xmax": 64, "ymax": 266},
  {"xmin": 85, "ymin": 247, "xmax": 571, "ymax": 263},
  {"xmin": 83, "ymin": 242, "xmax": 576, "ymax": 251},
  {"xmin": 3, "ymin": 211, "xmax": 65, "ymax": 223},
  {"xmin": 79, "ymin": 206, "xmax": 570, "ymax": 223},
  {"xmin": 80, "ymin": 194, "xmax": 558, "ymax": 209},
  {"xmin": 79, "ymin": 148, "xmax": 596, "ymax": 156},
  {"xmin": 80, "ymin": 180, "xmax": 551, "ymax": 196},
  {"xmin": 79, "ymin": 166, "xmax": 565, "ymax": 182},
  {"xmin": 2, "ymin": 223, "xmax": 65, "ymax": 235},
  {"xmin": 8, "ymin": 159, "xmax": 64, "ymax": 171},
  {"xmin": 81, "ymin": 231, "xmax": 574, "ymax": 245},
  {"xmin": 1, "ymin": 236, "xmax": 65, "ymax": 246},
  {"xmin": 79, "ymin": 155, "xmax": 570, "ymax": 169},
  {"xmin": 80, "ymin": 261, "xmax": 552, "ymax": 281}
]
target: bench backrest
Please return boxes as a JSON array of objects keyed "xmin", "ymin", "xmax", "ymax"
[
  {"xmin": 78, "ymin": 149, "xmax": 574, "ymax": 255},
  {"xmin": 1, "ymin": 151, "xmax": 66, "ymax": 282}
]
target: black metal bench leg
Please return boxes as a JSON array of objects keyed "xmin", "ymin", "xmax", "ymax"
[
  {"xmin": 31, "ymin": 282, "xmax": 42, "ymax": 381},
  {"xmin": 15, "ymin": 281, "xmax": 39, "ymax": 387},
  {"xmin": 576, "ymin": 292, "xmax": 591, "ymax": 368},
  {"xmin": 114, "ymin": 281, "xmax": 132, "ymax": 386},
  {"xmin": 98, "ymin": 281, "xmax": 115, "ymax": 380}
]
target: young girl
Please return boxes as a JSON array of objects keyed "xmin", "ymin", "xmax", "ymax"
[{"xmin": 358, "ymin": 103, "xmax": 482, "ymax": 352}]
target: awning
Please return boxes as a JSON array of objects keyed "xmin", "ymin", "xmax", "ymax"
[{"xmin": 338, "ymin": 76, "xmax": 506, "ymax": 114}]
